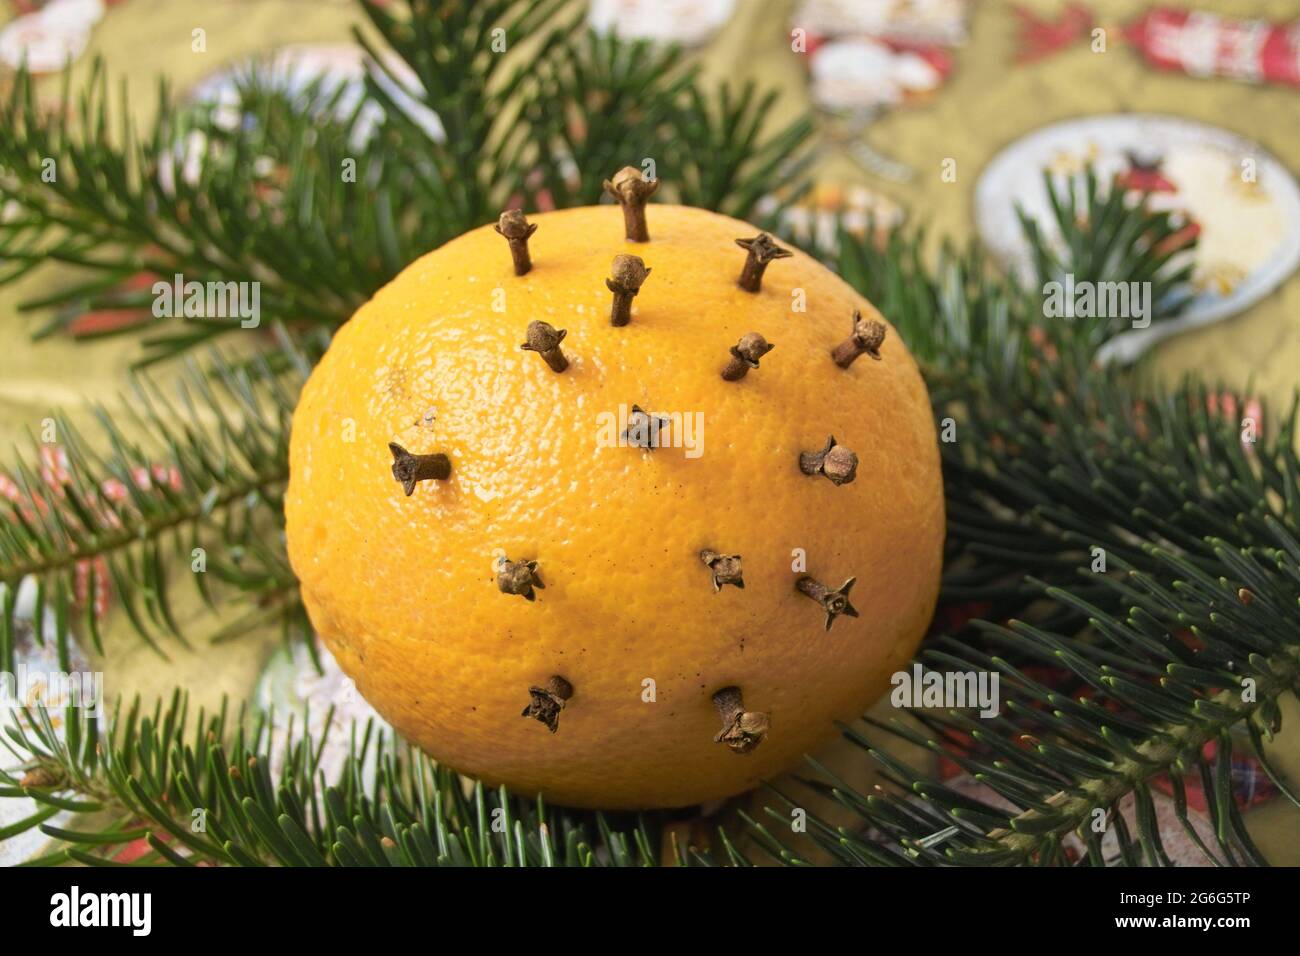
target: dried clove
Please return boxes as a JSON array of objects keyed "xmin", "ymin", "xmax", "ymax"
[
  {"xmin": 522, "ymin": 676, "xmax": 574, "ymax": 733},
  {"xmin": 795, "ymin": 576, "xmax": 860, "ymax": 631},
  {"xmin": 831, "ymin": 310, "xmax": 887, "ymax": 368},
  {"xmin": 520, "ymin": 320, "xmax": 569, "ymax": 373},
  {"xmin": 700, "ymin": 550, "xmax": 744, "ymax": 591},
  {"xmin": 721, "ymin": 332, "xmax": 774, "ymax": 382},
  {"xmin": 712, "ymin": 686, "xmax": 770, "ymax": 754},
  {"xmin": 799, "ymin": 436, "xmax": 858, "ymax": 486},
  {"xmin": 606, "ymin": 254, "xmax": 651, "ymax": 326},
  {"xmin": 389, "ymin": 442, "xmax": 451, "ymax": 495},
  {"xmin": 603, "ymin": 166, "xmax": 659, "ymax": 242},
  {"xmin": 494, "ymin": 209, "xmax": 538, "ymax": 276},
  {"xmin": 498, "ymin": 557, "xmax": 544, "ymax": 601},
  {"xmin": 735, "ymin": 233, "xmax": 792, "ymax": 292}
]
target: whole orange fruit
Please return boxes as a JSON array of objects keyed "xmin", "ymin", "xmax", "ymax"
[{"xmin": 285, "ymin": 198, "xmax": 944, "ymax": 809}]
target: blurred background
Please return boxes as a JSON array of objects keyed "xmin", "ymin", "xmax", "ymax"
[{"xmin": 2, "ymin": 0, "xmax": 1298, "ymax": 863}]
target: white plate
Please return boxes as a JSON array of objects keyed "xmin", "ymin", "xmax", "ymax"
[
  {"xmin": 588, "ymin": 0, "xmax": 735, "ymax": 46},
  {"xmin": 0, "ymin": 13, "xmax": 89, "ymax": 73},
  {"xmin": 975, "ymin": 114, "xmax": 1300, "ymax": 364}
]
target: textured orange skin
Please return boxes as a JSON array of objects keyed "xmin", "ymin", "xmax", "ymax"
[{"xmin": 285, "ymin": 204, "xmax": 944, "ymax": 809}]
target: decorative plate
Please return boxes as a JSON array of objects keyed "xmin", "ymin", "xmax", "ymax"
[{"xmin": 975, "ymin": 114, "xmax": 1300, "ymax": 364}]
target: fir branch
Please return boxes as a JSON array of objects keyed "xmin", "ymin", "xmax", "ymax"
[
  {"xmin": 672, "ymin": 82, "xmax": 815, "ymax": 221},
  {"xmin": 0, "ymin": 334, "xmax": 320, "ymax": 670},
  {"xmin": 794, "ymin": 549, "xmax": 1300, "ymax": 867},
  {"xmin": 514, "ymin": 30, "xmax": 814, "ymax": 220},
  {"xmin": 800, "ymin": 174, "xmax": 1299, "ymax": 866},
  {"xmin": 354, "ymin": 0, "xmax": 575, "ymax": 226},
  {"xmin": 511, "ymin": 27, "xmax": 695, "ymax": 208},
  {"xmin": 0, "ymin": 63, "xmax": 414, "ymax": 364},
  {"xmin": 1, "ymin": 692, "xmax": 675, "ymax": 867},
  {"xmin": 1019, "ymin": 167, "xmax": 1198, "ymax": 348},
  {"xmin": 3, "ymin": 0, "xmax": 812, "ymax": 365}
]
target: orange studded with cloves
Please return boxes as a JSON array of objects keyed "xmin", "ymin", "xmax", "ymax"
[{"xmin": 285, "ymin": 196, "xmax": 944, "ymax": 809}]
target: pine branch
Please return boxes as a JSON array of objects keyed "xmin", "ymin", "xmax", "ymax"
[
  {"xmin": 768, "ymin": 550, "xmax": 1300, "ymax": 866},
  {"xmin": 511, "ymin": 27, "xmax": 694, "ymax": 208},
  {"xmin": 513, "ymin": 30, "xmax": 813, "ymax": 219},
  {"xmin": 672, "ymin": 82, "xmax": 815, "ymax": 221},
  {"xmin": 0, "ymin": 63, "xmax": 418, "ymax": 365},
  {"xmin": 3, "ymin": 0, "xmax": 812, "ymax": 365},
  {"xmin": 353, "ymin": 0, "xmax": 574, "ymax": 227},
  {"xmin": 0, "ymin": 333, "xmax": 321, "ymax": 670},
  {"xmin": 795, "ymin": 174, "xmax": 1299, "ymax": 865},
  {"xmin": 1019, "ymin": 167, "xmax": 1198, "ymax": 348},
  {"xmin": 1, "ymin": 691, "xmax": 677, "ymax": 867}
]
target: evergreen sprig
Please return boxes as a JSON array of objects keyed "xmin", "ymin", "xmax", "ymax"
[
  {"xmin": 813, "ymin": 180, "xmax": 1299, "ymax": 865},
  {"xmin": 1019, "ymin": 167, "xmax": 1198, "ymax": 348},
  {"xmin": 352, "ymin": 0, "xmax": 575, "ymax": 229},
  {"xmin": 672, "ymin": 82, "xmax": 815, "ymax": 222},
  {"xmin": 514, "ymin": 28, "xmax": 813, "ymax": 220},
  {"xmin": 0, "ymin": 332, "xmax": 322, "ymax": 673},
  {"xmin": 512, "ymin": 27, "xmax": 695, "ymax": 209},
  {"xmin": 3, "ymin": 692, "xmax": 674, "ymax": 867},
  {"xmin": 0, "ymin": 0, "xmax": 814, "ymax": 365},
  {"xmin": 0, "ymin": 63, "xmax": 400, "ymax": 364}
]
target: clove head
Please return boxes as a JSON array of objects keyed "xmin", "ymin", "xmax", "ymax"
[
  {"xmin": 521, "ymin": 320, "xmax": 566, "ymax": 353},
  {"xmin": 497, "ymin": 558, "xmax": 544, "ymax": 601},
  {"xmin": 833, "ymin": 310, "xmax": 887, "ymax": 367},
  {"xmin": 734, "ymin": 332, "xmax": 773, "ymax": 366},
  {"xmin": 608, "ymin": 254, "xmax": 650, "ymax": 292},
  {"xmin": 389, "ymin": 442, "xmax": 451, "ymax": 495},
  {"xmin": 604, "ymin": 166, "xmax": 659, "ymax": 204},
  {"xmin": 700, "ymin": 550, "xmax": 744, "ymax": 591},
  {"xmin": 735, "ymin": 233, "xmax": 792, "ymax": 265},
  {"xmin": 522, "ymin": 676, "xmax": 573, "ymax": 733},
  {"xmin": 712, "ymin": 687, "xmax": 770, "ymax": 755},
  {"xmin": 495, "ymin": 209, "xmax": 537, "ymax": 241},
  {"xmin": 855, "ymin": 316, "xmax": 886, "ymax": 358},
  {"xmin": 799, "ymin": 436, "xmax": 859, "ymax": 486},
  {"xmin": 796, "ymin": 576, "xmax": 861, "ymax": 631}
]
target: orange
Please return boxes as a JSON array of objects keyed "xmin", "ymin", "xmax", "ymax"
[{"xmin": 285, "ymin": 201, "xmax": 944, "ymax": 809}]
